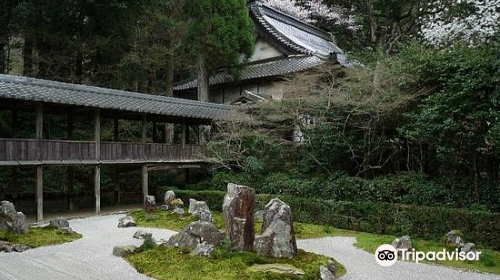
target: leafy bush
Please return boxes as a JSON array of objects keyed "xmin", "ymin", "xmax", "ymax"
[{"xmin": 164, "ymin": 189, "xmax": 500, "ymax": 250}]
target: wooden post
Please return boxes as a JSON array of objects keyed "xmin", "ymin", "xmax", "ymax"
[
  {"xmin": 142, "ymin": 114, "xmax": 147, "ymax": 143},
  {"xmin": 181, "ymin": 122, "xmax": 187, "ymax": 160},
  {"xmin": 94, "ymin": 110, "xmax": 101, "ymax": 215},
  {"xmin": 36, "ymin": 166, "xmax": 43, "ymax": 222},
  {"xmin": 164, "ymin": 123, "xmax": 173, "ymax": 144},
  {"xmin": 113, "ymin": 118, "xmax": 119, "ymax": 142},
  {"xmin": 142, "ymin": 164, "xmax": 148, "ymax": 208},
  {"xmin": 94, "ymin": 165, "xmax": 101, "ymax": 215},
  {"xmin": 66, "ymin": 112, "xmax": 74, "ymax": 211},
  {"xmin": 152, "ymin": 121, "xmax": 157, "ymax": 143},
  {"xmin": 36, "ymin": 104, "xmax": 43, "ymax": 222},
  {"xmin": 141, "ymin": 114, "xmax": 148, "ymax": 208}
]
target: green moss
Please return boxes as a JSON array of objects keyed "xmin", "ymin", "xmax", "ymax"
[
  {"xmin": 126, "ymin": 247, "xmax": 345, "ymax": 280},
  {"xmin": 355, "ymin": 233, "xmax": 500, "ymax": 274},
  {"xmin": 132, "ymin": 210, "xmax": 355, "ymax": 240},
  {"xmin": 0, "ymin": 227, "xmax": 82, "ymax": 248}
]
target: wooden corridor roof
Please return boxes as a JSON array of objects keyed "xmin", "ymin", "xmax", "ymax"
[{"xmin": 0, "ymin": 74, "xmax": 233, "ymax": 120}]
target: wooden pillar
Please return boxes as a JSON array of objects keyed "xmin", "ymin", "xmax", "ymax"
[
  {"xmin": 94, "ymin": 110, "xmax": 101, "ymax": 215},
  {"xmin": 94, "ymin": 165, "xmax": 100, "ymax": 215},
  {"xmin": 36, "ymin": 166, "xmax": 43, "ymax": 222},
  {"xmin": 11, "ymin": 110, "xmax": 19, "ymax": 199},
  {"xmin": 141, "ymin": 114, "xmax": 148, "ymax": 208},
  {"xmin": 142, "ymin": 164, "xmax": 148, "ymax": 208},
  {"xmin": 66, "ymin": 112, "xmax": 74, "ymax": 211},
  {"xmin": 164, "ymin": 123, "xmax": 173, "ymax": 144},
  {"xmin": 113, "ymin": 118, "xmax": 119, "ymax": 142},
  {"xmin": 152, "ymin": 121, "xmax": 157, "ymax": 143},
  {"xmin": 36, "ymin": 104, "xmax": 43, "ymax": 222},
  {"xmin": 141, "ymin": 114, "xmax": 147, "ymax": 143}
]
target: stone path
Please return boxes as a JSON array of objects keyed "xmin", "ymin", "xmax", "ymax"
[{"xmin": 0, "ymin": 214, "xmax": 498, "ymax": 280}]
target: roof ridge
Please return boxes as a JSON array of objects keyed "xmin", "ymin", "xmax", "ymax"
[
  {"xmin": 256, "ymin": 3, "xmax": 334, "ymax": 41},
  {"xmin": 0, "ymin": 74, "xmax": 232, "ymax": 110}
]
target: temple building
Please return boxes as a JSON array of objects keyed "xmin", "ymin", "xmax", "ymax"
[{"xmin": 173, "ymin": 1, "xmax": 349, "ymax": 105}]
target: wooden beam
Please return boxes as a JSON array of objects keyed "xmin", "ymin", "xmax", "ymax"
[
  {"xmin": 66, "ymin": 166, "xmax": 74, "ymax": 211},
  {"xmin": 36, "ymin": 104, "xmax": 43, "ymax": 159},
  {"xmin": 141, "ymin": 164, "xmax": 148, "ymax": 209},
  {"xmin": 36, "ymin": 166, "xmax": 43, "ymax": 222},
  {"xmin": 94, "ymin": 165, "xmax": 101, "ymax": 215}
]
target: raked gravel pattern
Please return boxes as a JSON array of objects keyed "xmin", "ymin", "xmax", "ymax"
[
  {"xmin": 0, "ymin": 214, "xmax": 498, "ymax": 280},
  {"xmin": 298, "ymin": 237, "xmax": 499, "ymax": 280},
  {"xmin": 0, "ymin": 214, "xmax": 176, "ymax": 280}
]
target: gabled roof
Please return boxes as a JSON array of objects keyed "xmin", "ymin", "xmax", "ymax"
[
  {"xmin": 250, "ymin": 2, "xmax": 344, "ymax": 59},
  {"xmin": 174, "ymin": 2, "xmax": 350, "ymax": 92},
  {"xmin": 0, "ymin": 74, "xmax": 233, "ymax": 120},
  {"xmin": 174, "ymin": 55, "xmax": 322, "ymax": 91}
]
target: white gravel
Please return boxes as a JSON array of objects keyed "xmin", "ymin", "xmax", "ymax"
[
  {"xmin": 0, "ymin": 214, "xmax": 176, "ymax": 280},
  {"xmin": 0, "ymin": 215, "xmax": 498, "ymax": 280},
  {"xmin": 298, "ymin": 237, "xmax": 500, "ymax": 280}
]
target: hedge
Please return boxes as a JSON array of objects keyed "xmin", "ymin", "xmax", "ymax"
[{"xmin": 158, "ymin": 188, "xmax": 500, "ymax": 250}]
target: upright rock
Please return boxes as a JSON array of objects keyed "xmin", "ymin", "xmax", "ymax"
[
  {"xmin": 222, "ymin": 183, "xmax": 255, "ymax": 251},
  {"xmin": 0, "ymin": 201, "xmax": 29, "ymax": 234},
  {"xmin": 163, "ymin": 191, "xmax": 176, "ymax": 209},
  {"xmin": 254, "ymin": 198, "xmax": 297, "ymax": 258},
  {"xmin": 145, "ymin": 195, "xmax": 156, "ymax": 212},
  {"xmin": 320, "ymin": 266, "xmax": 335, "ymax": 280}
]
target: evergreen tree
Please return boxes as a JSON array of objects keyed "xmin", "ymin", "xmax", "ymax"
[{"xmin": 186, "ymin": 0, "xmax": 254, "ymax": 101}]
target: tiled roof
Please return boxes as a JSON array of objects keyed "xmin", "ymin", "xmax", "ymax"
[
  {"xmin": 0, "ymin": 74, "xmax": 233, "ymax": 120},
  {"xmin": 250, "ymin": 3, "xmax": 344, "ymax": 58},
  {"xmin": 174, "ymin": 3, "xmax": 351, "ymax": 91},
  {"xmin": 174, "ymin": 55, "xmax": 323, "ymax": 91}
]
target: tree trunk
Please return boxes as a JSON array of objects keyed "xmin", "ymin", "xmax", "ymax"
[
  {"xmin": 165, "ymin": 37, "xmax": 175, "ymax": 97},
  {"xmin": 0, "ymin": 42, "xmax": 5, "ymax": 74},
  {"xmin": 197, "ymin": 54, "xmax": 209, "ymax": 102},
  {"xmin": 367, "ymin": 0, "xmax": 378, "ymax": 44},
  {"xmin": 23, "ymin": 37, "xmax": 33, "ymax": 76}
]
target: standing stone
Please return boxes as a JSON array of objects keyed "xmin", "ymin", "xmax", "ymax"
[
  {"xmin": 0, "ymin": 201, "xmax": 29, "ymax": 234},
  {"xmin": 145, "ymin": 195, "xmax": 156, "ymax": 212},
  {"xmin": 254, "ymin": 198, "xmax": 297, "ymax": 258},
  {"xmin": 50, "ymin": 217, "xmax": 70, "ymax": 229},
  {"xmin": 222, "ymin": 183, "xmax": 255, "ymax": 251},
  {"xmin": 164, "ymin": 190, "xmax": 176, "ymax": 205}
]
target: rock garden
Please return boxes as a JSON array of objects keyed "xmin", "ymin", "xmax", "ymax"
[
  {"xmin": 115, "ymin": 184, "xmax": 345, "ymax": 280},
  {"xmin": 0, "ymin": 201, "xmax": 82, "ymax": 253}
]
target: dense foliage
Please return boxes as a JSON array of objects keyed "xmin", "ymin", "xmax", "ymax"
[{"xmin": 167, "ymin": 189, "xmax": 500, "ymax": 250}]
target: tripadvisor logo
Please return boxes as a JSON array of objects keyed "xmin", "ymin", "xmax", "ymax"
[{"xmin": 375, "ymin": 244, "xmax": 481, "ymax": 267}]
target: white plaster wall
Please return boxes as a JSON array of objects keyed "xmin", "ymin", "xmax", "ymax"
[{"xmin": 247, "ymin": 38, "xmax": 284, "ymax": 62}]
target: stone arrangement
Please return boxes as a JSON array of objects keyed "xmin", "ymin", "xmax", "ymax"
[
  {"xmin": 112, "ymin": 245, "xmax": 138, "ymax": 257},
  {"xmin": 0, "ymin": 241, "xmax": 31, "ymax": 253},
  {"xmin": 392, "ymin": 235, "xmax": 412, "ymax": 254},
  {"xmin": 222, "ymin": 183, "xmax": 255, "ymax": 251},
  {"xmin": 254, "ymin": 198, "xmax": 297, "ymax": 258},
  {"xmin": 165, "ymin": 221, "xmax": 224, "ymax": 255},
  {"xmin": 0, "ymin": 200, "xmax": 29, "ymax": 234},
  {"xmin": 117, "ymin": 216, "xmax": 136, "ymax": 228},
  {"xmin": 133, "ymin": 230, "xmax": 152, "ymax": 240},
  {"xmin": 49, "ymin": 217, "xmax": 75, "ymax": 235},
  {"xmin": 189, "ymin": 198, "xmax": 213, "ymax": 222},
  {"xmin": 170, "ymin": 198, "xmax": 185, "ymax": 214},
  {"xmin": 444, "ymin": 229, "xmax": 464, "ymax": 247},
  {"xmin": 162, "ymin": 190, "xmax": 176, "ymax": 210},
  {"xmin": 320, "ymin": 259, "xmax": 337, "ymax": 280},
  {"xmin": 145, "ymin": 195, "xmax": 156, "ymax": 212}
]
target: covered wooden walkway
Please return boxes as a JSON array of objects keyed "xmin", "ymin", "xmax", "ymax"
[{"xmin": 0, "ymin": 74, "xmax": 232, "ymax": 221}]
